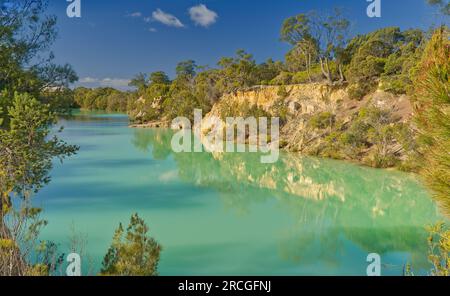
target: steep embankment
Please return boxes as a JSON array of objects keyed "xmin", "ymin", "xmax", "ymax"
[
  {"xmin": 130, "ymin": 82, "xmax": 417, "ymax": 169},
  {"xmin": 200, "ymin": 83, "xmax": 415, "ymax": 168}
]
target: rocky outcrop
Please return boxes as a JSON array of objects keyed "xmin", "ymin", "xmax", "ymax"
[
  {"xmin": 129, "ymin": 121, "xmax": 170, "ymax": 128},
  {"xmin": 199, "ymin": 83, "xmax": 415, "ymax": 167},
  {"xmin": 131, "ymin": 82, "xmax": 415, "ymax": 168},
  {"xmin": 204, "ymin": 83, "xmax": 413, "ymax": 125}
]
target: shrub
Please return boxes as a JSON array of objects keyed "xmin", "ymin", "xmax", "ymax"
[
  {"xmin": 309, "ymin": 112, "xmax": 336, "ymax": 130},
  {"xmin": 100, "ymin": 213, "xmax": 161, "ymax": 276},
  {"xmin": 347, "ymin": 80, "xmax": 377, "ymax": 100},
  {"xmin": 270, "ymin": 71, "xmax": 293, "ymax": 85},
  {"xmin": 291, "ymin": 64, "xmax": 324, "ymax": 84},
  {"xmin": 272, "ymin": 97, "xmax": 289, "ymax": 125},
  {"xmin": 426, "ymin": 222, "xmax": 450, "ymax": 276},
  {"xmin": 380, "ymin": 75, "xmax": 410, "ymax": 95},
  {"xmin": 405, "ymin": 222, "xmax": 450, "ymax": 276}
]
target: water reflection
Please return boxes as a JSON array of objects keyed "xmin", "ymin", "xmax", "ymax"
[{"xmin": 132, "ymin": 128, "xmax": 441, "ymax": 272}]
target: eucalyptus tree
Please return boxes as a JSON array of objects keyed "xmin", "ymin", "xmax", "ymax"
[
  {"xmin": 281, "ymin": 10, "xmax": 350, "ymax": 84},
  {"xmin": 0, "ymin": 0, "xmax": 77, "ymax": 117},
  {"xmin": 129, "ymin": 73, "xmax": 148, "ymax": 93},
  {"xmin": 149, "ymin": 71, "xmax": 171, "ymax": 85},
  {"xmin": 176, "ymin": 60, "xmax": 197, "ymax": 78},
  {"xmin": 281, "ymin": 13, "xmax": 319, "ymax": 82}
]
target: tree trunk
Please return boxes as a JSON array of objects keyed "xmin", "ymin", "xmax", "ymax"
[
  {"xmin": 0, "ymin": 192, "xmax": 12, "ymax": 238},
  {"xmin": 304, "ymin": 55, "xmax": 311, "ymax": 82},
  {"xmin": 320, "ymin": 58, "xmax": 333, "ymax": 85},
  {"xmin": 325, "ymin": 59, "xmax": 332, "ymax": 85},
  {"xmin": 307, "ymin": 54, "xmax": 313, "ymax": 82},
  {"xmin": 319, "ymin": 58, "xmax": 326, "ymax": 79},
  {"xmin": 338, "ymin": 64, "xmax": 345, "ymax": 82}
]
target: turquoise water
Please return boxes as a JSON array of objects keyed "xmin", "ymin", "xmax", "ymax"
[{"xmin": 37, "ymin": 110, "xmax": 443, "ymax": 275}]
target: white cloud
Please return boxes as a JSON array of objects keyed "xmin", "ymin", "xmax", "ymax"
[
  {"xmin": 126, "ymin": 12, "xmax": 142, "ymax": 18},
  {"xmin": 79, "ymin": 77, "xmax": 131, "ymax": 90},
  {"xmin": 152, "ymin": 8, "xmax": 184, "ymax": 28},
  {"xmin": 100, "ymin": 78, "xmax": 130, "ymax": 88},
  {"xmin": 188, "ymin": 4, "xmax": 218, "ymax": 27},
  {"xmin": 148, "ymin": 27, "xmax": 157, "ymax": 32},
  {"xmin": 79, "ymin": 77, "xmax": 98, "ymax": 83}
]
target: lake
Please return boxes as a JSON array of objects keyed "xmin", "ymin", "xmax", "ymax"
[{"xmin": 37, "ymin": 110, "xmax": 443, "ymax": 275}]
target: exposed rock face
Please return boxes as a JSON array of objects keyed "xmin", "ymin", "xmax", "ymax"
[
  {"xmin": 201, "ymin": 83, "xmax": 342, "ymax": 135},
  {"xmin": 129, "ymin": 95, "xmax": 169, "ymax": 127},
  {"xmin": 129, "ymin": 121, "xmax": 170, "ymax": 128},
  {"xmin": 205, "ymin": 83, "xmax": 413, "ymax": 123},
  {"xmin": 200, "ymin": 83, "xmax": 414, "ymax": 166},
  {"xmin": 209, "ymin": 83, "xmax": 341, "ymax": 114},
  {"xmin": 130, "ymin": 82, "xmax": 415, "ymax": 168}
]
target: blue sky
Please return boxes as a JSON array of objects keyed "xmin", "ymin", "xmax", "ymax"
[{"xmin": 46, "ymin": 0, "xmax": 446, "ymax": 89}]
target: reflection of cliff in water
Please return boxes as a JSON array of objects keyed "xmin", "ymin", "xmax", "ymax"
[{"xmin": 132, "ymin": 128, "xmax": 441, "ymax": 271}]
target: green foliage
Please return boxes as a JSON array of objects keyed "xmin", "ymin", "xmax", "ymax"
[
  {"xmin": 347, "ymin": 80, "xmax": 377, "ymax": 100},
  {"xmin": 0, "ymin": 93, "xmax": 77, "ymax": 276},
  {"xmin": 291, "ymin": 64, "xmax": 324, "ymax": 84},
  {"xmin": 0, "ymin": 2, "xmax": 80, "ymax": 275},
  {"xmin": 270, "ymin": 71, "xmax": 294, "ymax": 85},
  {"xmin": 0, "ymin": 1, "xmax": 78, "ymax": 114},
  {"xmin": 149, "ymin": 71, "xmax": 171, "ymax": 85},
  {"xmin": 277, "ymin": 85, "xmax": 289, "ymax": 98},
  {"xmin": 193, "ymin": 69, "xmax": 222, "ymax": 104},
  {"xmin": 216, "ymin": 49, "xmax": 259, "ymax": 92},
  {"xmin": 40, "ymin": 88, "xmax": 76, "ymax": 114},
  {"xmin": 413, "ymin": 28, "xmax": 450, "ymax": 216},
  {"xmin": 272, "ymin": 98, "xmax": 289, "ymax": 125},
  {"xmin": 125, "ymin": 52, "xmax": 283, "ymax": 123},
  {"xmin": 351, "ymin": 56, "xmax": 387, "ymax": 81},
  {"xmin": 0, "ymin": 93, "xmax": 78, "ymax": 195},
  {"xmin": 128, "ymin": 73, "xmax": 148, "ymax": 93},
  {"xmin": 345, "ymin": 28, "xmax": 425, "ymax": 94},
  {"xmin": 100, "ymin": 213, "xmax": 162, "ymax": 276},
  {"xmin": 176, "ymin": 60, "xmax": 197, "ymax": 77},
  {"xmin": 405, "ymin": 222, "xmax": 450, "ymax": 276},
  {"xmin": 309, "ymin": 112, "xmax": 336, "ymax": 130},
  {"xmin": 73, "ymin": 87, "xmax": 131, "ymax": 112},
  {"xmin": 127, "ymin": 71, "xmax": 173, "ymax": 122},
  {"xmin": 426, "ymin": 222, "xmax": 450, "ymax": 276},
  {"xmin": 281, "ymin": 10, "xmax": 350, "ymax": 84},
  {"xmin": 314, "ymin": 107, "xmax": 409, "ymax": 168}
]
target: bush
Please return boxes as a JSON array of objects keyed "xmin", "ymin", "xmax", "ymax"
[
  {"xmin": 405, "ymin": 222, "xmax": 450, "ymax": 276},
  {"xmin": 100, "ymin": 213, "xmax": 161, "ymax": 276},
  {"xmin": 272, "ymin": 97, "xmax": 289, "ymax": 124},
  {"xmin": 291, "ymin": 64, "xmax": 324, "ymax": 84},
  {"xmin": 309, "ymin": 112, "xmax": 336, "ymax": 129},
  {"xmin": 347, "ymin": 56, "xmax": 386, "ymax": 82},
  {"xmin": 380, "ymin": 75, "xmax": 411, "ymax": 95},
  {"xmin": 347, "ymin": 80, "xmax": 377, "ymax": 100},
  {"xmin": 270, "ymin": 71, "xmax": 293, "ymax": 85}
]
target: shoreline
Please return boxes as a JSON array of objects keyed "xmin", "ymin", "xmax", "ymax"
[
  {"xmin": 128, "ymin": 122, "xmax": 412, "ymax": 174},
  {"xmin": 129, "ymin": 121, "xmax": 170, "ymax": 129}
]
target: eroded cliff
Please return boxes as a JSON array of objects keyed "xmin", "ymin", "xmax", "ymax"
[{"xmin": 199, "ymin": 83, "xmax": 416, "ymax": 168}]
